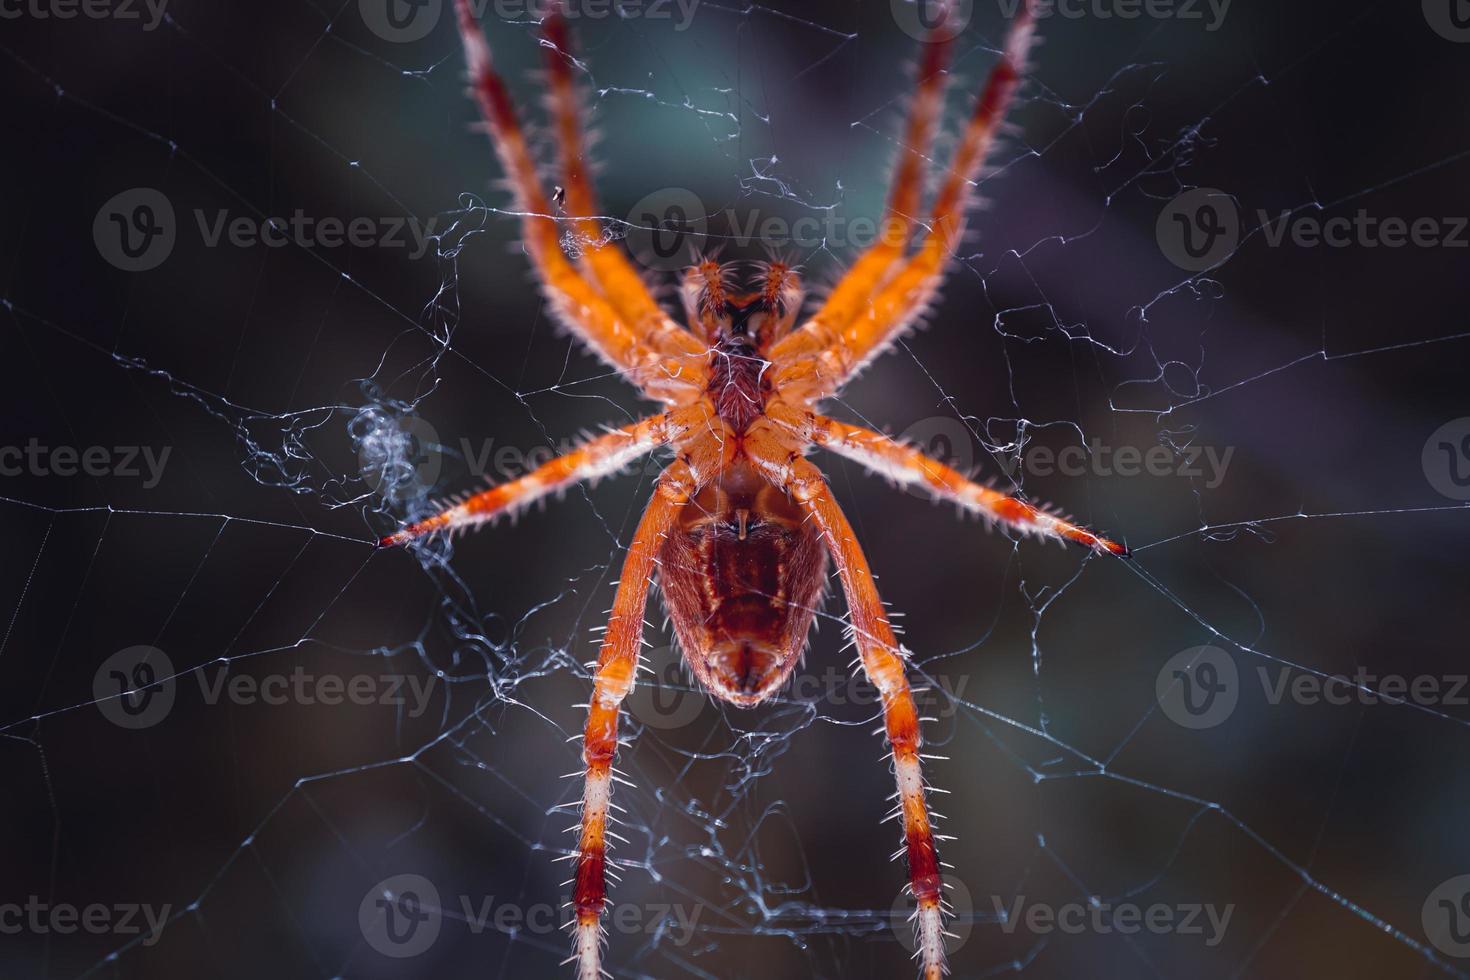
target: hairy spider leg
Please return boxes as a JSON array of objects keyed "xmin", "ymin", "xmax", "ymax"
[
  {"xmin": 770, "ymin": 403, "xmax": 1129, "ymax": 556},
  {"xmin": 783, "ymin": 1, "xmax": 1038, "ymax": 400},
  {"xmin": 767, "ymin": 0, "xmax": 958, "ymax": 386},
  {"xmin": 570, "ymin": 427, "xmax": 732, "ymax": 980},
  {"xmin": 380, "ymin": 407, "xmax": 710, "ymax": 546},
  {"xmin": 453, "ymin": 0, "xmax": 705, "ymax": 404},
  {"xmin": 743, "ymin": 418, "xmax": 953, "ymax": 980},
  {"xmin": 539, "ymin": 5, "xmax": 708, "ymax": 365}
]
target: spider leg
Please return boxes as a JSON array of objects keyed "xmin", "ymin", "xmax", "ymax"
[
  {"xmin": 766, "ymin": 2, "xmax": 958, "ymax": 381},
  {"xmin": 380, "ymin": 405, "xmax": 710, "ymax": 547},
  {"xmin": 771, "ymin": 404, "xmax": 1128, "ymax": 556},
  {"xmin": 772, "ymin": 0, "xmax": 1037, "ymax": 401},
  {"xmin": 453, "ymin": 0, "xmax": 704, "ymax": 404},
  {"xmin": 571, "ymin": 429, "xmax": 731, "ymax": 980},
  {"xmin": 539, "ymin": 6, "xmax": 707, "ymax": 363},
  {"xmin": 743, "ymin": 420, "xmax": 951, "ymax": 979}
]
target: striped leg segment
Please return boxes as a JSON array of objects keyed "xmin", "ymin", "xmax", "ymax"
[
  {"xmin": 792, "ymin": 458, "xmax": 950, "ymax": 978},
  {"xmin": 568, "ymin": 452, "xmax": 708, "ymax": 980},
  {"xmin": 743, "ymin": 421, "xmax": 950, "ymax": 978},
  {"xmin": 773, "ymin": 0, "xmax": 1037, "ymax": 400},
  {"xmin": 453, "ymin": 0, "xmax": 704, "ymax": 401},
  {"xmin": 539, "ymin": 6, "xmax": 707, "ymax": 365},
  {"xmin": 767, "ymin": 2, "xmax": 959, "ymax": 378},
  {"xmin": 380, "ymin": 409, "xmax": 694, "ymax": 547},
  {"xmin": 772, "ymin": 405, "xmax": 1127, "ymax": 556}
]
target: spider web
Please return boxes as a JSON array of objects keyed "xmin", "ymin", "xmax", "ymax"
[{"xmin": 4, "ymin": 1, "xmax": 1470, "ymax": 977}]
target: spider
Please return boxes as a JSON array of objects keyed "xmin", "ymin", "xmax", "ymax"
[{"xmin": 384, "ymin": 1, "xmax": 1127, "ymax": 976}]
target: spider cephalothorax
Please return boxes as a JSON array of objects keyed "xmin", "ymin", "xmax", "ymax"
[{"xmin": 385, "ymin": 1, "xmax": 1126, "ymax": 977}]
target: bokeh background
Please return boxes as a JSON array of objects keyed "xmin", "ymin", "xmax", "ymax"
[{"xmin": 3, "ymin": 0, "xmax": 1470, "ymax": 978}]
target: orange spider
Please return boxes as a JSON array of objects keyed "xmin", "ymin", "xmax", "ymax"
[{"xmin": 384, "ymin": 1, "xmax": 1126, "ymax": 976}]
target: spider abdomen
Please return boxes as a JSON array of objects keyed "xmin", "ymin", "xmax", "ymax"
[{"xmin": 658, "ymin": 469, "xmax": 828, "ymax": 706}]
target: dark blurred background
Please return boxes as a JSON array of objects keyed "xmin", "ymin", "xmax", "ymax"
[{"xmin": 3, "ymin": 0, "xmax": 1469, "ymax": 978}]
